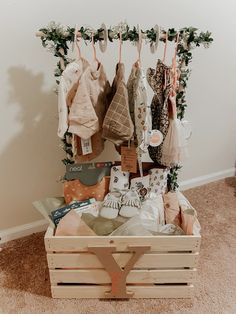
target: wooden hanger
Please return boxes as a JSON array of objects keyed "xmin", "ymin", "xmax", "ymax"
[
  {"xmin": 91, "ymin": 32, "xmax": 100, "ymax": 70},
  {"xmin": 118, "ymin": 31, "xmax": 122, "ymax": 63},
  {"xmin": 73, "ymin": 24, "xmax": 82, "ymax": 61},
  {"xmin": 135, "ymin": 25, "xmax": 142, "ymax": 67}
]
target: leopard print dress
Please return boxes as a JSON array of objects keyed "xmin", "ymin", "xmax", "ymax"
[{"xmin": 146, "ymin": 59, "xmax": 171, "ymax": 164}]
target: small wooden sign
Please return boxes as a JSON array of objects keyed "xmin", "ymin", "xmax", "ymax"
[{"xmin": 121, "ymin": 146, "xmax": 137, "ymax": 173}]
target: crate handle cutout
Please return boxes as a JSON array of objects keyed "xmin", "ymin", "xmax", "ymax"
[{"xmin": 87, "ymin": 245, "xmax": 150, "ymax": 299}]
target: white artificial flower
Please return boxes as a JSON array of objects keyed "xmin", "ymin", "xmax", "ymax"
[
  {"xmin": 142, "ymin": 32, "xmax": 147, "ymax": 40},
  {"xmin": 111, "ymin": 21, "xmax": 128, "ymax": 38},
  {"xmin": 48, "ymin": 21, "xmax": 57, "ymax": 30},
  {"xmin": 46, "ymin": 43, "xmax": 56, "ymax": 53},
  {"xmin": 203, "ymin": 42, "xmax": 210, "ymax": 48},
  {"xmin": 63, "ymin": 31, "xmax": 70, "ymax": 37}
]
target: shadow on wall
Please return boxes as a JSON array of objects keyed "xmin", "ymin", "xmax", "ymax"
[{"xmin": 0, "ymin": 67, "xmax": 63, "ymax": 230}]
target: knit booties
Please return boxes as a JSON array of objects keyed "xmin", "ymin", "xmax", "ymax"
[
  {"xmin": 100, "ymin": 191, "xmax": 122, "ymax": 219},
  {"xmin": 119, "ymin": 189, "xmax": 141, "ymax": 218}
]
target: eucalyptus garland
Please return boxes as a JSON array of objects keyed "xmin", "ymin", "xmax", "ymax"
[{"xmin": 37, "ymin": 21, "xmax": 213, "ymax": 190}]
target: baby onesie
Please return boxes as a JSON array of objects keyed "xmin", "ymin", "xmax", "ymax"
[
  {"xmin": 69, "ymin": 62, "xmax": 110, "ymax": 157},
  {"xmin": 127, "ymin": 63, "xmax": 152, "ymax": 175},
  {"xmin": 102, "ymin": 63, "xmax": 134, "ymax": 145},
  {"xmin": 57, "ymin": 58, "xmax": 89, "ymax": 138},
  {"xmin": 146, "ymin": 59, "xmax": 171, "ymax": 164},
  {"xmin": 68, "ymin": 70, "xmax": 99, "ymax": 139}
]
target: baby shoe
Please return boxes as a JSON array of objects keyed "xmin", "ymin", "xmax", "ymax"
[
  {"xmin": 109, "ymin": 166, "xmax": 130, "ymax": 192},
  {"xmin": 119, "ymin": 189, "xmax": 141, "ymax": 218},
  {"xmin": 100, "ymin": 191, "xmax": 122, "ymax": 219}
]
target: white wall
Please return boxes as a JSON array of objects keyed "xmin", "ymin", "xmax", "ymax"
[{"xmin": 0, "ymin": 0, "xmax": 235, "ymax": 230}]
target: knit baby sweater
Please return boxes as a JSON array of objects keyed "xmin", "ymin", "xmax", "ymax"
[
  {"xmin": 102, "ymin": 63, "xmax": 134, "ymax": 145},
  {"xmin": 57, "ymin": 58, "xmax": 89, "ymax": 139},
  {"xmin": 68, "ymin": 62, "xmax": 110, "ymax": 140}
]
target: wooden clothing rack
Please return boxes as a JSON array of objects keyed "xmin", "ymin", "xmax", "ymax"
[
  {"xmin": 37, "ymin": 22, "xmax": 209, "ymax": 299},
  {"xmin": 35, "ymin": 22, "xmax": 213, "ymax": 48},
  {"xmin": 36, "ymin": 21, "xmax": 213, "ymax": 190}
]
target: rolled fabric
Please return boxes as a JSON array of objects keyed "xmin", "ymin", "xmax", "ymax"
[{"xmin": 163, "ymin": 191, "xmax": 181, "ymax": 227}]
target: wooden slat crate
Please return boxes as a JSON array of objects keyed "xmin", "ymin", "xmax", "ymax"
[{"xmin": 45, "ymin": 226, "xmax": 201, "ymax": 299}]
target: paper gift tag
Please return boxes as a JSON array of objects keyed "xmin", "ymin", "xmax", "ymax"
[
  {"xmin": 149, "ymin": 130, "xmax": 163, "ymax": 147},
  {"xmin": 121, "ymin": 146, "xmax": 137, "ymax": 173},
  {"xmin": 81, "ymin": 138, "xmax": 93, "ymax": 155}
]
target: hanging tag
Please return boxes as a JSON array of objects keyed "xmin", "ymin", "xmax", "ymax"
[
  {"xmin": 81, "ymin": 138, "xmax": 93, "ymax": 155},
  {"xmin": 149, "ymin": 130, "xmax": 163, "ymax": 147},
  {"xmin": 121, "ymin": 146, "xmax": 137, "ymax": 173}
]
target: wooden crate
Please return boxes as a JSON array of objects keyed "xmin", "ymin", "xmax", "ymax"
[{"xmin": 45, "ymin": 226, "xmax": 201, "ymax": 299}]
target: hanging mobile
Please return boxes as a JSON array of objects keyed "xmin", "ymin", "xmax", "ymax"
[
  {"xmin": 150, "ymin": 24, "xmax": 160, "ymax": 54},
  {"xmin": 99, "ymin": 23, "xmax": 108, "ymax": 53},
  {"xmin": 135, "ymin": 24, "xmax": 142, "ymax": 66}
]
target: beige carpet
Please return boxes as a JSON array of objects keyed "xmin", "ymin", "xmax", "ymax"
[{"xmin": 0, "ymin": 177, "xmax": 236, "ymax": 314}]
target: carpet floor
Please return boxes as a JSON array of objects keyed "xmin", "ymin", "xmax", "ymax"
[{"xmin": 0, "ymin": 177, "xmax": 236, "ymax": 314}]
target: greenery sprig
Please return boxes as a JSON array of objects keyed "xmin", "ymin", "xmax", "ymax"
[{"xmin": 37, "ymin": 21, "xmax": 213, "ymax": 191}]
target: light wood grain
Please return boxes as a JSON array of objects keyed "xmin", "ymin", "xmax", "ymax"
[
  {"xmin": 51, "ymin": 284, "xmax": 194, "ymax": 299},
  {"xmin": 50, "ymin": 269, "xmax": 197, "ymax": 284},
  {"xmin": 47, "ymin": 252, "xmax": 199, "ymax": 269},
  {"xmin": 45, "ymin": 227, "xmax": 200, "ymax": 299},
  {"xmin": 45, "ymin": 227, "xmax": 54, "ymax": 238},
  {"xmin": 45, "ymin": 228, "xmax": 201, "ymax": 253}
]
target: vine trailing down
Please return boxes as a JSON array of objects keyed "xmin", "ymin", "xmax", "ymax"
[{"xmin": 37, "ymin": 21, "xmax": 213, "ymax": 191}]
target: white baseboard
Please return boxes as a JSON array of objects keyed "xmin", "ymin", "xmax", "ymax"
[
  {"xmin": 179, "ymin": 167, "xmax": 235, "ymax": 190},
  {"xmin": 0, "ymin": 168, "xmax": 235, "ymax": 244},
  {"xmin": 0, "ymin": 219, "xmax": 48, "ymax": 244}
]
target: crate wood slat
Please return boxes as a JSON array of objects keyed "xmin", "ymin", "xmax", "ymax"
[
  {"xmin": 45, "ymin": 227, "xmax": 201, "ymax": 299},
  {"xmin": 45, "ymin": 226, "xmax": 54, "ymax": 238},
  {"xmin": 50, "ymin": 269, "xmax": 197, "ymax": 284},
  {"xmin": 45, "ymin": 234, "xmax": 201, "ymax": 253},
  {"xmin": 47, "ymin": 252, "xmax": 199, "ymax": 269},
  {"xmin": 51, "ymin": 284, "xmax": 194, "ymax": 299}
]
